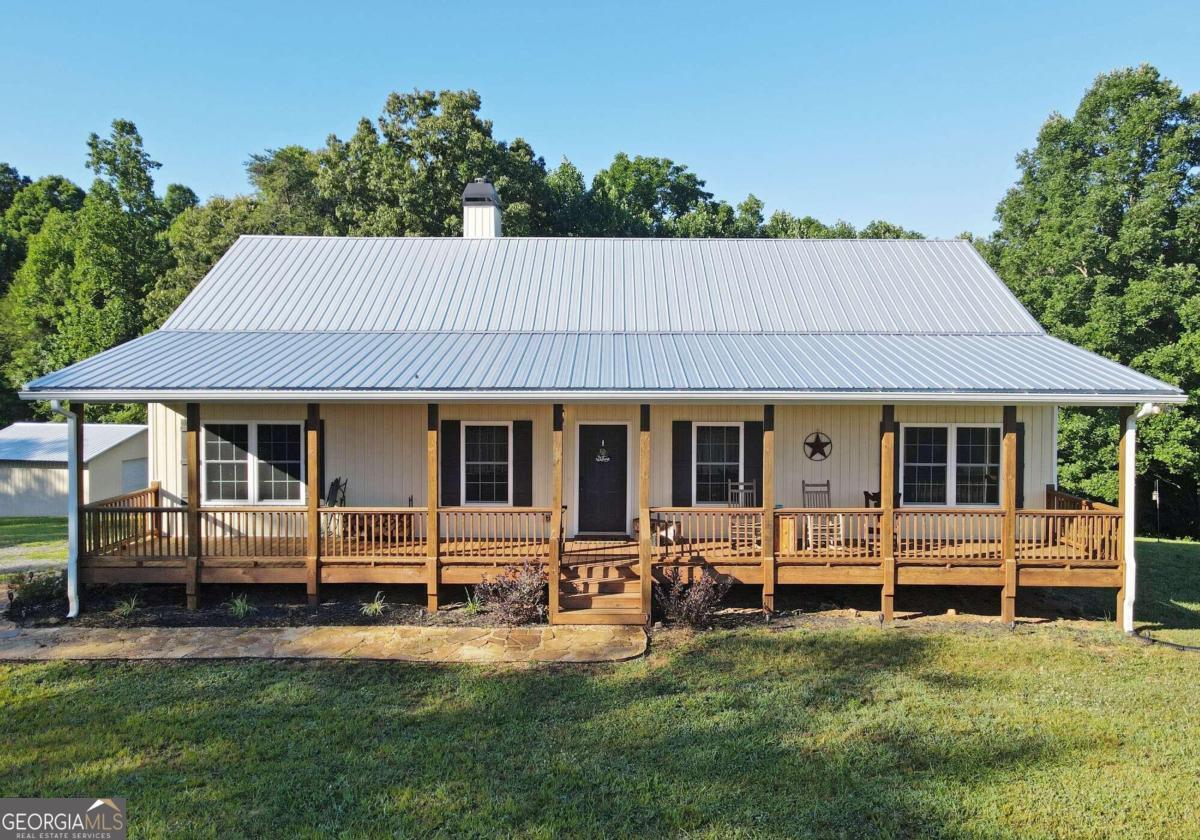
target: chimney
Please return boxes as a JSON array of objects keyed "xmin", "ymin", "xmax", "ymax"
[{"xmin": 462, "ymin": 178, "xmax": 502, "ymax": 238}]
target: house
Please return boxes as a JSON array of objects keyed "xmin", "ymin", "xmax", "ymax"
[
  {"xmin": 0, "ymin": 423, "xmax": 147, "ymax": 518},
  {"xmin": 21, "ymin": 179, "xmax": 1185, "ymax": 625}
]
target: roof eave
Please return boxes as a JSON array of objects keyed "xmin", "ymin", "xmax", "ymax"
[{"xmin": 19, "ymin": 387, "xmax": 1188, "ymax": 406}]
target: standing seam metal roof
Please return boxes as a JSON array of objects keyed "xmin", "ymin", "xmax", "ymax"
[{"xmin": 21, "ymin": 236, "xmax": 1185, "ymax": 403}]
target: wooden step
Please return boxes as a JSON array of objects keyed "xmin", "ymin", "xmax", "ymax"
[
  {"xmin": 552, "ymin": 608, "xmax": 646, "ymax": 626},
  {"xmin": 561, "ymin": 562, "xmax": 637, "ymax": 580},
  {"xmin": 559, "ymin": 591, "xmax": 643, "ymax": 611},
  {"xmin": 561, "ymin": 576, "xmax": 640, "ymax": 595}
]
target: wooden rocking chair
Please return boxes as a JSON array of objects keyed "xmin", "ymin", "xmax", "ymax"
[
  {"xmin": 801, "ymin": 480, "xmax": 844, "ymax": 551},
  {"xmin": 728, "ymin": 480, "xmax": 761, "ymax": 551}
]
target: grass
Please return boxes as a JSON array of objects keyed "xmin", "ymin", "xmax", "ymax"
[
  {"xmin": 0, "ymin": 516, "xmax": 67, "ymax": 576},
  {"xmin": 0, "ymin": 540, "xmax": 1198, "ymax": 837},
  {"xmin": 2, "ymin": 626, "xmax": 1199, "ymax": 837}
]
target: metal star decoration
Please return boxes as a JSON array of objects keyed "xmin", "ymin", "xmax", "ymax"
[{"xmin": 804, "ymin": 431, "xmax": 832, "ymax": 461}]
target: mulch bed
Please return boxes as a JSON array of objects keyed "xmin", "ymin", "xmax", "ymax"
[{"xmin": 8, "ymin": 583, "xmax": 512, "ymax": 630}]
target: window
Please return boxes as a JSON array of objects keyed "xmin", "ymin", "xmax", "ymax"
[
  {"xmin": 256, "ymin": 424, "xmax": 303, "ymax": 501},
  {"xmin": 462, "ymin": 423, "xmax": 510, "ymax": 504},
  {"xmin": 201, "ymin": 422, "xmax": 304, "ymax": 504},
  {"xmin": 902, "ymin": 426, "xmax": 947, "ymax": 504},
  {"xmin": 204, "ymin": 424, "xmax": 249, "ymax": 502},
  {"xmin": 955, "ymin": 427, "xmax": 1000, "ymax": 505},
  {"xmin": 694, "ymin": 423, "xmax": 742, "ymax": 505},
  {"xmin": 901, "ymin": 424, "xmax": 1002, "ymax": 506}
]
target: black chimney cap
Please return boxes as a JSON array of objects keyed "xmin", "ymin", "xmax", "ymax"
[{"xmin": 462, "ymin": 177, "xmax": 501, "ymax": 207}]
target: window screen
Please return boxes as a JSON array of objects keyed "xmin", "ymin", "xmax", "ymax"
[
  {"xmin": 955, "ymin": 427, "xmax": 1000, "ymax": 505},
  {"xmin": 256, "ymin": 424, "xmax": 303, "ymax": 502},
  {"xmin": 204, "ymin": 424, "xmax": 250, "ymax": 501}
]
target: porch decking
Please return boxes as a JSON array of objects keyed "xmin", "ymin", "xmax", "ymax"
[{"xmin": 79, "ymin": 486, "xmax": 1124, "ymax": 624}]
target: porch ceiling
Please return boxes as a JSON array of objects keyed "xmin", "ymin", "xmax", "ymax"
[{"xmin": 21, "ymin": 329, "xmax": 1184, "ymax": 404}]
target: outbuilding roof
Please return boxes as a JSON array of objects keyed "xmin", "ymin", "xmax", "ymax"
[
  {"xmin": 0, "ymin": 423, "xmax": 146, "ymax": 463},
  {"xmin": 21, "ymin": 235, "xmax": 1185, "ymax": 405}
]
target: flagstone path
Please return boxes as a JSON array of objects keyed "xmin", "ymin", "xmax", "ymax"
[{"xmin": 0, "ymin": 622, "xmax": 646, "ymax": 663}]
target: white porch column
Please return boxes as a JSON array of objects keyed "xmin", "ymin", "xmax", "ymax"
[{"xmin": 1119, "ymin": 407, "xmax": 1138, "ymax": 633}]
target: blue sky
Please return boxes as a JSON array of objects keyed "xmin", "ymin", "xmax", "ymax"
[{"xmin": 4, "ymin": 0, "xmax": 1197, "ymax": 237}]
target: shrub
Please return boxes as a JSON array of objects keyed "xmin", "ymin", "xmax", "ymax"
[
  {"xmin": 654, "ymin": 567, "xmax": 732, "ymax": 628},
  {"xmin": 224, "ymin": 593, "xmax": 257, "ymax": 619},
  {"xmin": 359, "ymin": 591, "xmax": 389, "ymax": 617},
  {"xmin": 112, "ymin": 595, "xmax": 141, "ymax": 618},
  {"xmin": 5, "ymin": 570, "xmax": 67, "ymax": 620},
  {"xmin": 462, "ymin": 590, "xmax": 483, "ymax": 616},
  {"xmin": 474, "ymin": 560, "xmax": 548, "ymax": 625}
]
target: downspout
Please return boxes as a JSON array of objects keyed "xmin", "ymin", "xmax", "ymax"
[
  {"xmin": 49, "ymin": 400, "xmax": 81, "ymax": 618},
  {"xmin": 1122, "ymin": 402, "xmax": 1162, "ymax": 633}
]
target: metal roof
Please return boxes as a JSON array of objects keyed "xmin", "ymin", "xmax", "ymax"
[
  {"xmin": 0, "ymin": 423, "xmax": 146, "ymax": 463},
  {"xmin": 21, "ymin": 330, "xmax": 1183, "ymax": 404},
  {"xmin": 163, "ymin": 236, "xmax": 1043, "ymax": 334},
  {"xmin": 21, "ymin": 236, "xmax": 1185, "ymax": 404}
]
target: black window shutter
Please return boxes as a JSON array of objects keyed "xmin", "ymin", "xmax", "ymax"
[
  {"xmin": 1015, "ymin": 422, "xmax": 1026, "ymax": 509},
  {"xmin": 672, "ymin": 421, "xmax": 692, "ymax": 507},
  {"xmin": 743, "ymin": 421, "xmax": 763, "ymax": 506},
  {"xmin": 512, "ymin": 420, "xmax": 533, "ymax": 507},
  {"xmin": 440, "ymin": 420, "xmax": 460, "ymax": 506}
]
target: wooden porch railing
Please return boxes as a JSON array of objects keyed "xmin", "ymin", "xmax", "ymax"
[
  {"xmin": 648, "ymin": 508, "xmax": 765, "ymax": 561},
  {"xmin": 438, "ymin": 508, "xmax": 554, "ymax": 559},
  {"xmin": 775, "ymin": 508, "xmax": 883, "ymax": 561},
  {"xmin": 199, "ymin": 508, "xmax": 308, "ymax": 557},
  {"xmin": 1015, "ymin": 510, "xmax": 1122, "ymax": 565},
  {"xmin": 320, "ymin": 508, "xmax": 428, "ymax": 558},
  {"xmin": 894, "ymin": 509, "xmax": 1007, "ymax": 562},
  {"xmin": 1045, "ymin": 485, "xmax": 1119, "ymax": 512}
]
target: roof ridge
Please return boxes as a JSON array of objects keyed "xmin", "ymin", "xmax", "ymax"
[{"xmin": 154, "ymin": 327, "xmax": 1046, "ymax": 337}]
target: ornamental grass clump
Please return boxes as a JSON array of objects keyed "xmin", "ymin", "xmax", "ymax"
[
  {"xmin": 474, "ymin": 560, "xmax": 548, "ymax": 625},
  {"xmin": 654, "ymin": 567, "xmax": 732, "ymax": 628}
]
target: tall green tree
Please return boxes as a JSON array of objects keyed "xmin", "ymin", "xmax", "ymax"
[
  {"xmin": 991, "ymin": 65, "xmax": 1200, "ymax": 532},
  {"xmin": 5, "ymin": 120, "xmax": 185, "ymax": 422}
]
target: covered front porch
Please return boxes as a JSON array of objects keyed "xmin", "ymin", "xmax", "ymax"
[{"xmin": 67, "ymin": 398, "xmax": 1140, "ymax": 627}]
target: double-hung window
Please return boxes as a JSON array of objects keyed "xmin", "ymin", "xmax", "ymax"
[
  {"xmin": 462, "ymin": 422, "xmax": 511, "ymax": 505},
  {"xmin": 901, "ymin": 424, "xmax": 1001, "ymax": 506},
  {"xmin": 693, "ymin": 423, "xmax": 743, "ymax": 505},
  {"xmin": 201, "ymin": 422, "xmax": 304, "ymax": 505}
]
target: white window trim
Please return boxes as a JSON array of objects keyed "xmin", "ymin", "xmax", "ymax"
[
  {"xmin": 899, "ymin": 422, "xmax": 1003, "ymax": 508},
  {"xmin": 692, "ymin": 421, "xmax": 744, "ymax": 507},
  {"xmin": 199, "ymin": 421, "xmax": 306, "ymax": 507},
  {"xmin": 460, "ymin": 420, "xmax": 514, "ymax": 507}
]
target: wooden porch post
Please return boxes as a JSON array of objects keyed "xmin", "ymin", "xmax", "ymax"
[
  {"xmin": 1001, "ymin": 405, "xmax": 1018, "ymax": 624},
  {"xmin": 305, "ymin": 402, "xmax": 321, "ymax": 605},
  {"xmin": 761, "ymin": 404, "xmax": 776, "ymax": 613},
  {"xmin": 1116, "ymin": 406, "xmax": 1134, "ymax": 630},
  {"xmin": 426, "ymin": 404, "xmax": 440, "ymax": 613},
  {"xmin": 639, "ymin": 404, "xmax": 652, "ymax": 623},
  {"xmin": 549, "ymin": 404, "xmax": 564, "ymax": 620},
  {"xmin": 880, "ymin": 405, "xmax": 896, "ymax": 622},
  {"xmin": 185, "ymin": 402, "xmax": 201, "ymax": 610}
]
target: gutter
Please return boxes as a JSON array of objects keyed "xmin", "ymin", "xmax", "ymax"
[{"xmin": 48, "ymin": 400, "xmax": 80, "ymax": 618}]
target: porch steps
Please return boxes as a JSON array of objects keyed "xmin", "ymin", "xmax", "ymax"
[
  {"xmin": 552, "ymin": 607, "xmax": 647, "ymax": 625},
  {"xmin": 560, "ymin": 591, "xmax": 642, "ymax": 611}
]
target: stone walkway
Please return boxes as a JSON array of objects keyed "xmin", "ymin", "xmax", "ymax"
[{"xmin": 0, "ymin": 624, "xmax": 646, "ymax": 663}]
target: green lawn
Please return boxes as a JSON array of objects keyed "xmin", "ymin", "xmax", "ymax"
[
  {"xmin": 2, "ymin": 538, "xmax": 1198, "ymax": 837},
  {"xmin": 0, "ymin": 516, "xmax": 67, "ymax": 576}
]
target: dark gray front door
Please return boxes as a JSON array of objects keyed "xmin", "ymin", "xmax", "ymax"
[{"xmin": 578, "ymin": 425, "xmax": 628, "ymax": 533}]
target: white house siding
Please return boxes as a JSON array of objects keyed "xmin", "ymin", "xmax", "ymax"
[{"xmin": 148, "ymin": 401, "xmax": 1057, "ymax": 518}]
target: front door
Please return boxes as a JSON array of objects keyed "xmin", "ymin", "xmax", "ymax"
[{"xmin": 577, "ymin": 424, "xmax": 628, "ymax": 533}]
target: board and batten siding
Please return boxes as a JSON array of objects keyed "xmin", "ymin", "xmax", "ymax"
[{"xmin": 148, "ymin": 402, "xmax": 1057, "ymax": 514}]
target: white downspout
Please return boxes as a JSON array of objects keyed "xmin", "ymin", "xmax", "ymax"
[
  {"xmin": 50, "ymin": 400, "xmax": 80, "ymax": 618},
  {"xmin": 1123, "ymin": 402, "xmax": 1161, "ymax": 633}
]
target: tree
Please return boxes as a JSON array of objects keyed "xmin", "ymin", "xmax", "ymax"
[
  {"xmin": 0, "ymin": 163, "xmax": 30, "ymax": 214},
  {"xmin": 246, "ymin": 145, "xmax": 330, "ymax": 234},
  {"xmin": 5, "ymin": 120, "xmax": 179, "ymax": 422},
  {"xmin": 991, "ymin": 65, "xmax": 1200, "ymax": 533}
]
